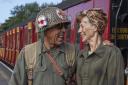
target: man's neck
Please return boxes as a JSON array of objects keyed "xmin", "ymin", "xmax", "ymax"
[{"xmin": 44, "ymin": 37, "xmax": 54, "ymax": 50}]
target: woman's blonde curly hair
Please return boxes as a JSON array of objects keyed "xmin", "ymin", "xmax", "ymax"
[{"xmin": 77, "ymin": 8, "xmax": 108, "ymax": 35}]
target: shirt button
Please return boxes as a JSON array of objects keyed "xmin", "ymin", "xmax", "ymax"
[
  {"xmin": 81, "ymin": 74, "xmax": 88, "ymax": 80},
  {"xmin": 84, "ymin": 74, "xmax": 88, "ymax": 80}
]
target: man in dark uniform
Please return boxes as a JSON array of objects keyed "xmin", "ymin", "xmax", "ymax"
[{"xmin": 9, "ymin": 7, "xmax": 77, "ymax": 85}]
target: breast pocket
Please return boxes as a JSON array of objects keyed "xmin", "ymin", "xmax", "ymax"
[
  {"xmin": 35, "ymin": 66, "xmax": 47, "ymax": 72},
  {"xmin": 33, "ymin": 65, "xmax": 47, "ymax": 80}
]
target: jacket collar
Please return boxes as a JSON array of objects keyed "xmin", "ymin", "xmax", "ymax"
[{"xmin": 80, "ymin": 41, "xmax": 107, "ymax": 59}]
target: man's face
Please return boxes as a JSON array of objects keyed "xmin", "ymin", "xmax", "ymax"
[
  {"xmin": 45, "ymin": 23, "xmax": 68, "ymax": 46},
  {"xmin": 78, "ymin": 17, "xmax": 97, "ymax": 42}
]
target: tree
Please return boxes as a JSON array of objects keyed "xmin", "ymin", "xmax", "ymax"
[
  {"xmin": 0, "ymin": 2, "xmax": 40, "ymax": 32},
  {"xmin": 0, "ymin": 2, "xmax": 55, "ymax": 32}
]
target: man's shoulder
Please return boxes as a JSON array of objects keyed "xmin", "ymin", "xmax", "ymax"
[
  {"xmin": 24, "ymin": 41, "xmax": 38, "ymax": 58},
  {"xmin": 25, "ymin": 42, "xmax": 38, "ymax": 48},
  {"xmin": 24, "ymin": 41, "xmax": 41, "ymax": 51},
  {"xmin": 24, "ymin": 41, "xmax": 39, "ymax": 68}
]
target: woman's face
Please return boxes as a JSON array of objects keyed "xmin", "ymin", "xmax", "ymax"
[{"xmin": 78, "ymin": 16, "xmax": 97, "ymax": 42}]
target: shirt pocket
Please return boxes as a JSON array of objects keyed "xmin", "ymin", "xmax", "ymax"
[
  {"xmin": 34, "ymin": 65, "xmax": 47, "ymax": 72},
  {"xmin": 33, "ymin": 65, "xmax": 47, "ymax": 79}
]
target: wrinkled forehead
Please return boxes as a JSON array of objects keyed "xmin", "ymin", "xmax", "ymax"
[{"xmin": 81, "ymin": 16, "xmax": 90, "ymax": 21}]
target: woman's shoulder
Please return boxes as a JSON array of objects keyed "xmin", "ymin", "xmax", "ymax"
[{"xmin": 103, "ymin": 45, "xmax": 121, "ymax": 54}]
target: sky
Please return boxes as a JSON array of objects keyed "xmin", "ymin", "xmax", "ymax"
[{"xmin": 0, "ymin": 0, "xmax": 62, "ymax": 23}]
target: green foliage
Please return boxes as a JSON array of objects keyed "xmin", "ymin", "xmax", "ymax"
[{"xmin": 0, "ymin": 2, "xmax": 55, "ymax": 32}]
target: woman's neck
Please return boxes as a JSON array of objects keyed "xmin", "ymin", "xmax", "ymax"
[{"xmin": 88, "ymin": 33, "xmax": 101, "ymax": 52}]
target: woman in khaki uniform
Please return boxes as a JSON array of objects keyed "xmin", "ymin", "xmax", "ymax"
[{"xmin": 77, "ymin": 8, "xmax": 124, "ymax": 85}]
